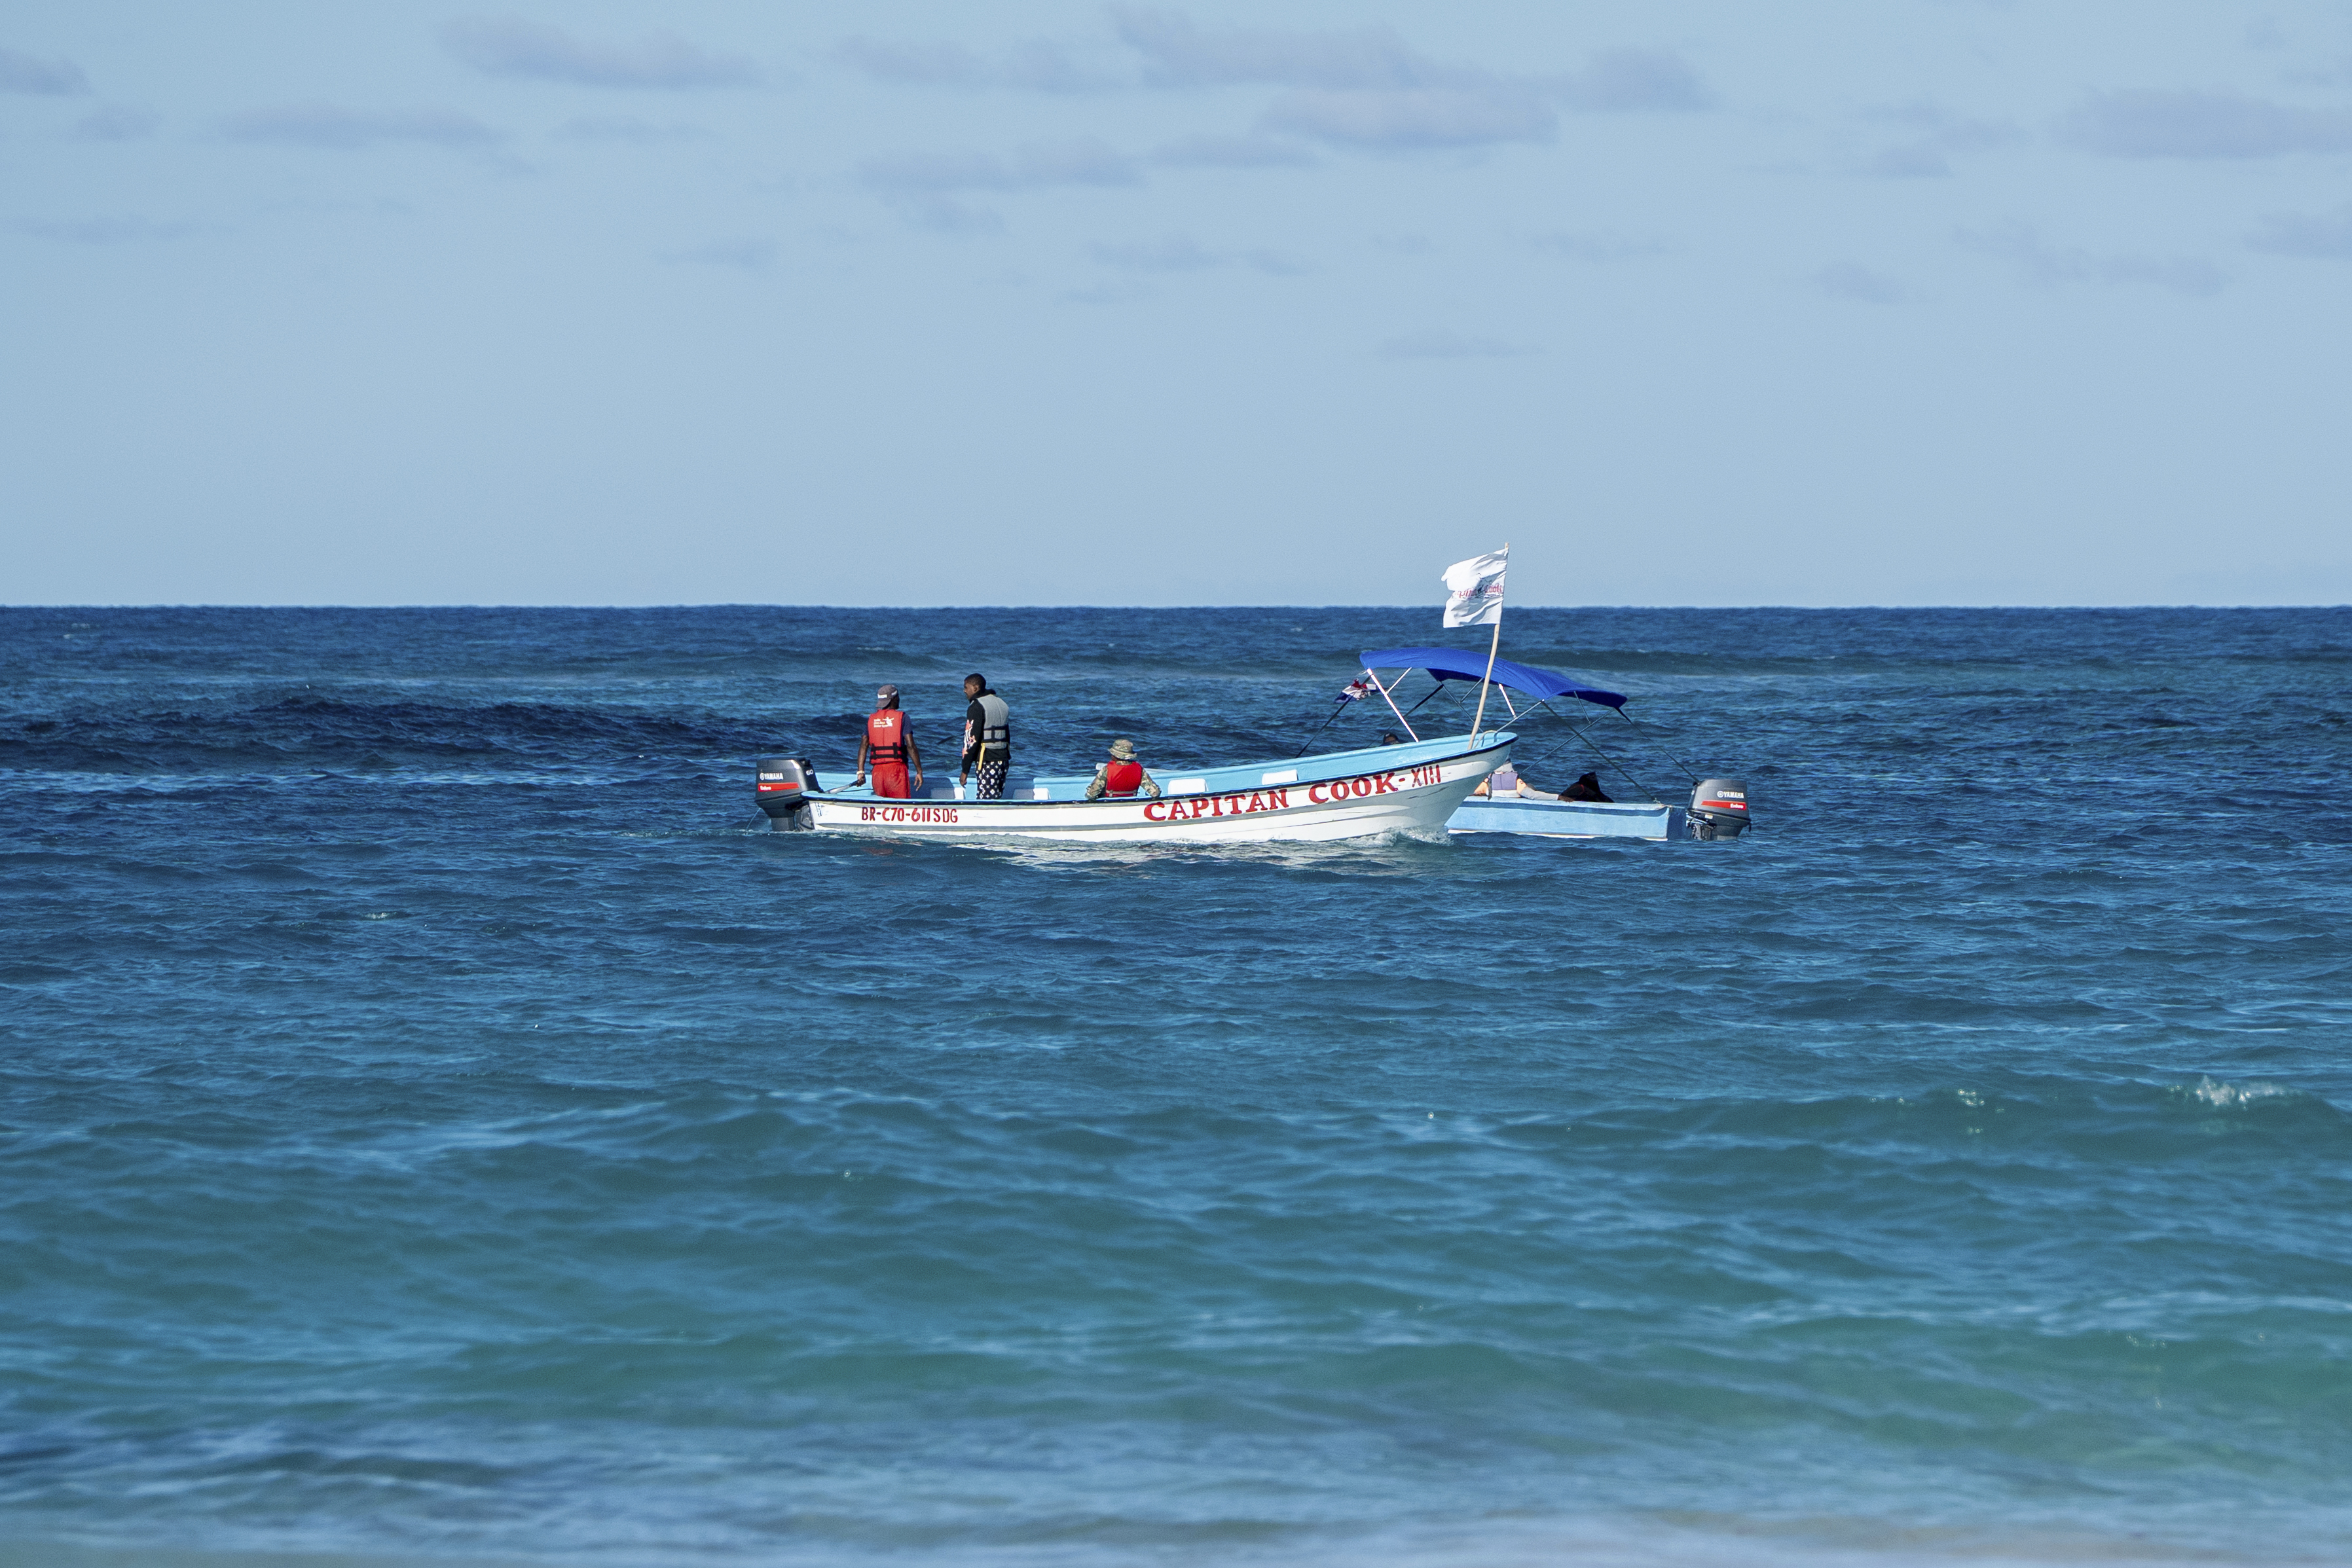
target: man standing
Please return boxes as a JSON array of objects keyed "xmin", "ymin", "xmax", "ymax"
[
  {"xmin": 959, "ymin": 672, "xmax": 1011, "ymax": 800},
  {"xmin": 851, "ymin": 685, "xmax": 921, "ymax": 799}
]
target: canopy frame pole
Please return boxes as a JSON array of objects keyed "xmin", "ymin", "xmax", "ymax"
[
  {"xmin": 1521, "ymin": 699, "xmax": 1662, "ymax": 805},
  {"xmin": 1469, "ymin": 611, "xmax": 1503, "ymax": 739},
  {"xmin": 1369, "ymin": 668, "xmax": 1420, "ymax": 742},
  {"xmin": 1291, "ymin": 696, "xmax": 1352, "ymax": 758},
  {"xmin": 1401, "ymin": 683, "xmax": 1446, "ymax": 719},
  {"xmin": 1612, "ymin": 708, "xmax": 1702, "ymax": 785}
]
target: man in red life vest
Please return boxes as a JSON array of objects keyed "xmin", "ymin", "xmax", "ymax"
[
  {"xmin": 1084, "ymin": 737, "xmax": 1160, "ymax": 800},
  {"xmin": 851, "ymin": 684, "xmax": 922, "ymax": 799}
]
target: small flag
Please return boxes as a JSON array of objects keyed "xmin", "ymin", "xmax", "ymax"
[
  {"xmin": 1442, "ymin": 547, "xmax": 1508, "ymax": 628},
  {"xmin": 1336, "ymin": 676, "xmax": 1375, "ymax": 703}
]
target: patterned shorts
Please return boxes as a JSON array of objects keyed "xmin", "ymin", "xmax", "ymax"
[{"xmin": 974, "ymin": 759, "xmax": 1007, "ymax": 800}]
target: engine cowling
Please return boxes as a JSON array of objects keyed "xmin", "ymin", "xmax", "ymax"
[
  {"xmin": 1689, "ymin": 778, "xmax": 1750, "ymax": 839},
  {"xmin": 756, "ymin": 756, "xmax": 822, "ymax": 829}
]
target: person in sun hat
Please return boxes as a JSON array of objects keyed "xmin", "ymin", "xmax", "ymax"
[
  {"xmin": 1084, "ymin": 737, "xmax": 1160, "ymax": 800},
  {"xmin": 851, "ymin": 684, "xmax": 922, "ymax": 799}
]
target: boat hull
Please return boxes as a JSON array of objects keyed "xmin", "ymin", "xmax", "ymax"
[
  {"xmin": 792, "ymin": 736, "xmax": 1511, "ymax": 843},
  {"xmin": 1447, "ymin": 795, "xmax": 1690, "ymax": 841}
]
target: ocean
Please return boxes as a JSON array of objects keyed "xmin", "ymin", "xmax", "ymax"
[{"xmin": 3, "ymin": 605, "xmax": 2349, "ymax": 1567}]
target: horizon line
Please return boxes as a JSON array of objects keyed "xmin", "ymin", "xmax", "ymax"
[{"xmin": 4, "ymin": 602, "xmax": 2350, "ymax": 613}]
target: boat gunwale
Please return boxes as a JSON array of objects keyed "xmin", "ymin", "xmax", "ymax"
[{"xmin": 808, "ymin": 729, "xmax": 1513, "ymax": 807}]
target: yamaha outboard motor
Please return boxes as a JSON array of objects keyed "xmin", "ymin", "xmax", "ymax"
[
  {"xmin": 1689, "ymin": 778, "xmax": 1750, "ymax": 840},
  {"xmin": 756, "ymin": 756, "xmax": 822, "ymax": 830}
]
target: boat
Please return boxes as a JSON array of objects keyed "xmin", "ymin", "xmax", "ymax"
[
  {"xmin": 748, "ymin": 545, "xmax": 1739, "ymax": 847},
  {"xmin": 1343, "ymin": 648, "xmax": 1752, "ymax": 842},
  {"xmin": 754, "ymin": 729, "xmax": 1513, "ymax": 843}
]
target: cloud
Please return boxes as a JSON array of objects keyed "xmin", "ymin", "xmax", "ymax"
[
  {"xmin": 2249, "ymin": 204, "xmax": 2352, "ymax": 259},
  {"xmin": 858, "ymin": 139, "xmax": 1142, "ymax": 230},
  {"xmin": 1090, "ymin": 234, "xmax": 1299, "ymax": 274},
  {"xmin": 1150, "ymin": 132, "xmax": 1315, "ymax": 167},
  {"xmin": 1556, "ymin": 48, "xmax": 1711, "ymax": 112},
  {"xmin": 663, "ymin": 236, "xmax": 775, "ymax": 270},
  {"xmin": 443, "ymin": 16, "xmax": 757, "ymax": 90},
  {"xmin": 1859, "ymin": 143, "xmax": 1953, "ymax": 177},
  {"xmin": 1263, "ymin": 84, "xmax": 1555, "ymax": 149},
  {"xmin": 1111, "ymin": 9, "xmax": 1554, "ymax": 149},
  {"xmin": 0, "ymin": 45, "xmax": 88, "ymax": 94},
  {"xmin": 860, "ymin": 139, "xmax": 1140, "ymax": 194},
  {"xmin": 1109, "ymin": 10, "xmax": 1706, "ymax": 152},
  {"xmin": 837, "ymin": 36, "xmax": 1109, "ymax": 92},
  {"xmin": 839, "ymin": 37, "xmax": 989, "ymax": 86},
  {"xmin": 554, "ymin": 115, "xmax": 703, "ymax": 143},
  {"xmin": 1852, "ymin": 102, "xmax": 2016, "ymax": 179},
  {"xmin": 23, "ymin": 216, "xmax": 202, "ymax": 244},
  {"xmin": 220, "ymin": 104, "xmax": 503, "ymax": 150},
  {"xmin": 1526, "ymin": 230, "xmax": 1663, "ymax": 262},
  {"xmin": 1111, "ymin": 7, "xmax": 1458, "ymax": 90},
  {"xmin": 1958, "ymin": 223, "xmax": 2226, "ymax": 296},
  {"xmin": 2282, "ymin": 55, "xmax": 2352, "ymax": 88},
  {"xmin": 1813, "ymin": 263, "xmax": 1905, "ymax": 303},
  {"xmin": 75, "ymin": 104, "xmax": 159, "ymax": 141},
  {"xmin": 1093, "ymin": 235, "xmax": 1217, "ymax": 270},
  {"xmin": 2062, "ymin": 89, "xmax": 2352, "ymax": 158},
  {"xmin": 1378, "ymin": 330, "xmax": 1532, "ymax": 359},
  {"xmin": 836, "ymin": 14, "xmax": 1706, "ymax": 156}
]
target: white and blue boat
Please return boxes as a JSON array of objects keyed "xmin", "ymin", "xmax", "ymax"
[
  {"xmin": 756, "ymin": 729, "xmax": 1513, "ymax": 844},
  {"xmin": 1346, "ymin": 647, "xmax": 1752, "ymax": 843}
]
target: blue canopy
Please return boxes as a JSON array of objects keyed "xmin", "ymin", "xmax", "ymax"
[{"xmin": 1361, "ymin": 647, "xmax": 1626, "ymax": 710}]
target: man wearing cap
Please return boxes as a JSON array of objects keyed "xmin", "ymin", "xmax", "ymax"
[
  {"xmin": 851, "ymin": 685, "xmax": 922, "ymax": 799},
  {"xmin": 959, "ymin": 673, "xmax": 1012, "ymax": 800},
  {"xmin": 1084, "ymin": 738, "xmax": 1160, "ymax": 801}
]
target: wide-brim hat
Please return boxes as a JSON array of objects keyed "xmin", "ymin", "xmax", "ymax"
[{"xmin": 1107, "ymin": 738, "xmax": 1137, "ymax": 759}]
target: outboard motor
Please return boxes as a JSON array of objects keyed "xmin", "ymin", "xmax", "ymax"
[
  {"xmin": 1689, "ymin": 778, "xmax": 1751, "ymax": 840},
  {"xmin": 755, "ymin": 756, "xmax": 822, "ymax": 830}
]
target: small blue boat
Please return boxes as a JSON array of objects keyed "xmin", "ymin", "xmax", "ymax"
[{"xmin": 1338, "ymin": 647, "xmax": 1752, "ymax": 842}]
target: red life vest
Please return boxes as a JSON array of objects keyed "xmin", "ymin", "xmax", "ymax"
[
  {"xmin": 1103, "ymin": 758, "xmax": 1144, "ymax": 796},
  {"xmin": 866, "ymin": 710, "xmax": 906, "ymax": 764}
]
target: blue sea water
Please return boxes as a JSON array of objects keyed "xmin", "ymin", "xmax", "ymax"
[{"xmin": 3, "ymin": 605, "xmax": 2350, "ymax": 1568}]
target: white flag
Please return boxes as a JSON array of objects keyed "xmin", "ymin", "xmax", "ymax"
[{"xmin": 1442, "ymin": 547, "xmax": 1508, "ymax": 628}]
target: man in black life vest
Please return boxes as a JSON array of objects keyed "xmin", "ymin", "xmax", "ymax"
[
  {"xmin": 1084, "ymin": 738, "xmax": 1160, "ymax": 800},
  {"xmin": 851, "ymin": 684, "xmax": 921, "ymax": 799},
  {"xmin": 959, "ymin": 673, "xmax": 1011, "ymax": 800}
]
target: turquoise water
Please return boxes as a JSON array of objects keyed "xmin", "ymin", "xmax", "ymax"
[{"xmin": 3, "ymin": 606, "xmax": 2349, "ymax": 1566}]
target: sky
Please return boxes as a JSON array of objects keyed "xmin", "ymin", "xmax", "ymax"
[{"xmin": 4, "ymin": 2, "xmax": 2351, "ymax": 608}]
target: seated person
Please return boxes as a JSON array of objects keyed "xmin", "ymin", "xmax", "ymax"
[
  {"xmin": 1472, "ymin": 764, "xmax": 1547, "ymax": 799},
  {"xmin": 1086, "ymin": 737, "xmax": 1162, "ymax": 799},
  {"xmin": 1561, "ymin": 771, "xmax": 1612, "ymax": 802}
]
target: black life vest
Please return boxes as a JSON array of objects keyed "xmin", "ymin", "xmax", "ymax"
[{"xmin": 972, "ymin": 692, "xmax": 1010, "ymax": 755}]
